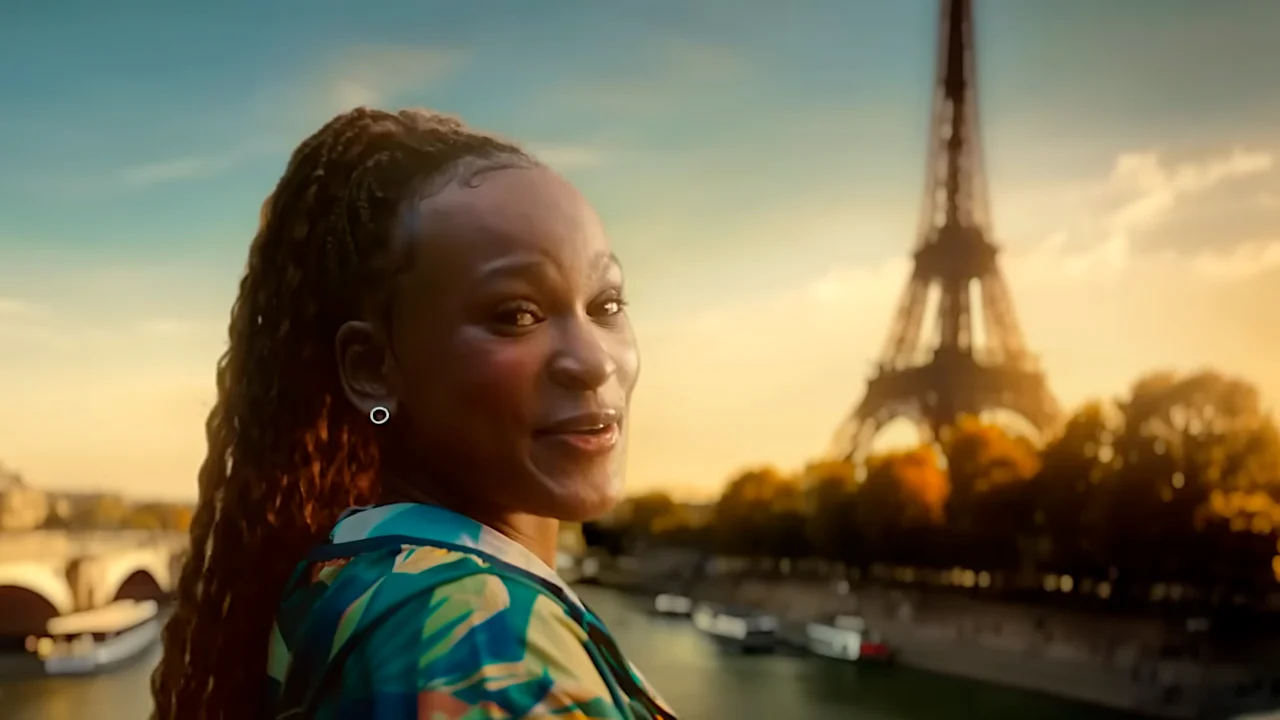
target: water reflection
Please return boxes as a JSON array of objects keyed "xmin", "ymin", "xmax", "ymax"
[
  {"xmin": 577, "ymin": 585, "xmax": 1136, "ymax": 720},
  {"xmin": 1, "ymin": 586, "xmax": 1137, "ymax": 720},
  {"xmin": 1, "ymin": 641, "xmax": 161, "ymax": 720}
]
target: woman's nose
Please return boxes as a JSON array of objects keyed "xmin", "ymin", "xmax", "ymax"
[{"xmin": 547, "ymin": 319, "xmax": 616, "ymax": 391}]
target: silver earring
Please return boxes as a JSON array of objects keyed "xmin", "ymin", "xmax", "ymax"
[{"xmin": 369, "ymin": 406, "xmax": 391, "ymax": 425}]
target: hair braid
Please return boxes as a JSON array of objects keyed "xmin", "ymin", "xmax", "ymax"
[{"xmin": 150, "ymin": 108, "xmax": 536, "ymax": 720}]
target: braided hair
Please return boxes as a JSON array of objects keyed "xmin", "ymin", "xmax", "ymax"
[{"xmin": 150, "ymin": 108, "xmax": 538, "ymax": 720}]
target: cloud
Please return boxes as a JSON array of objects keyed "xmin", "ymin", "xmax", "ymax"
[
  {"xmin": 1014, "ymin": 147, "xmax": 1278, "ymax": 280},
  {"xmin": 322, "ymin": 46, "xmax": 464, "ymax": 113},
  {"xmin": 620, "ymin": 145, "xmax": 1280, "ymax": 495},
  {"xmin": 111, "ymin": 46, "xmax": 465, "ymax": 191},
  {"xmin": 118, "ymin": 155, "xmax": 241, "ymax": 188},
  {"xmin": 0, "ymin": 297, "xmax": 43, "ymax": 318},
  {"xmin": 130, "ymin": 318, "xmax": 209, "ymax": 337},
  {"xmin": 549, "ymin": 40, "xmax": 748, "ymax": 115},
  {"xmin": 1183, "ymin": 237, "xmax": 1280, "ymax": 280},
  {"xmin": 527, "ymin": 143, "xmax": 607, "ymax": 171},
  {"xmin": 116, "ymin": 136, "xmax": 285, "ymax": 189},
  {"xmin": 1106, "ymin": 147, "xmax": 1272, "ymax": 235}
]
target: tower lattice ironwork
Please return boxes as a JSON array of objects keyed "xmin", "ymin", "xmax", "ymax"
[{"xmin": 829, "ymin": 0, "xmax": 1060, "ymax": 462}]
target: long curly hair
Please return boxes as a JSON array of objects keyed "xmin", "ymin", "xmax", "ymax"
[{"xmin": 150, "ymin": 108, "xmax": 536, "ymax": 720}]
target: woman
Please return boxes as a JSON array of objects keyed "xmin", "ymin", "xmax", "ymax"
[{"xmin": 149, "ymin": 108, "xmax": 674, "ymax": 720}]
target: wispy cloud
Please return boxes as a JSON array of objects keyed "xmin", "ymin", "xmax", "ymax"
[
  {"xmin": 118, "ymin": 155, "xmax": 240, "ymax": 188},
  {"xmin": 1106, "ymin": 147, "xmax": 1273, "ymax": 233},
  {"xmin": 1014, "ymin": 147, "xmax": 1278, "ymax": 279},
  {"xmin": 528, "ymin": 143, "xmax": 608, "ymax": 171},
  {"xmin": 116, "ymin": 136, "xmax": 284, "ymax": 189},
  {"xmin": 0, "ymin": 297, "xmax": 43, "ymax": 318},
  {"xmin": 621, "ymin": 145, "xmax": 1280, "ymax": 491},
  {"xmin": 131, "ymin": 318, "xmax": 207, "ymax": 337},
  {"xmin": 323, "ymin": 46, "xmax": 465, "ymax": 113},
  {"xmin": 550, "ymin": 40, "xmax": 748, "ymax": 115},
  {"xmin": 102, "ymin": 46, "xmax": 463, "ymax": 192},
  {"xmin": 1184, "ymin": 237, "xmax": 1280, "ymax": 280}
]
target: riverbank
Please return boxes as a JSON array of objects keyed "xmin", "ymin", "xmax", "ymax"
[{"xmin": 593, "ymin": 557, "xmax": 1280, "ymax": 720}]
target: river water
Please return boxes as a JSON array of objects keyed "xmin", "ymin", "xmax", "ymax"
[{"xmin": 0, "ymin": 585, "xmax": 1136, "ymax": 720}]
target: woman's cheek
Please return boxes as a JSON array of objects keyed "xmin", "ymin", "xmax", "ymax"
[{"xmin": 458, "ymin": 338, "xmax": 544, "ymax": 414}]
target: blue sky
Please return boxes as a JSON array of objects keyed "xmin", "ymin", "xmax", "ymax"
[{"xmin": 2, "ymin": 0, "xmax": 1279, "ymax": 500}]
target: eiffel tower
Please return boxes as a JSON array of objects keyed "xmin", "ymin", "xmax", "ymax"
[{"xmin": 829, "ymin": 0, "xmax": 1060, "ymax": 463}]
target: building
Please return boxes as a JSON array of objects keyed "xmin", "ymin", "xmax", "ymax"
[{"xmin": 0, "ymin": 465, "xmax": 50, "ymax": 532}]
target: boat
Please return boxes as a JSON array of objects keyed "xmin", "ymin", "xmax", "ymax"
[
  {"xmin": 804, "ymin": 614, "xmax": 894, "ymax": 663},
  {"xmin": 691, "ymin": 603, "xmax": 779, "ymax": 653},
  {"xmin": 25, "ymin": 599, "xmax": 162, "ymax": 676},
  {"xmin": 578, "ymin": 556, "xmax": 601, "ymax": 584},
  {"xmin": 652, "ymin": 593, "xmax": 694, "ymax": 616},
  {"xmin": 557, "ymin": 553, "xmax": 600, "ymax": 585}
]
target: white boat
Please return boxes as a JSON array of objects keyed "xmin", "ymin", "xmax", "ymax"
[
  {"xmin": 804, "ymin": 614, "xmax": 893, "ymax": 663},
  {"xmin": 557, "ymin": 554, "xmax": 600, "ymax": 585},
  {"xmin": 28, "ymin": 599, "xmax": 162, "ymax": 676},
  {"xmin": 691, "ymin": 603, "xmax": 778, "ymax": 652},
  {"xmin": 652, "ymin": 593, "xmax": 694, "ymax": 616},
  {"xmin": 579, "ymin": 556, "xmax": 600, "ymax": 583}
]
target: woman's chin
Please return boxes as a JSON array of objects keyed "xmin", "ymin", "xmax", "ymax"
[
  {"xmin": 525, "ymin": 455, "xmax": 625, "ymax": 522},
  {"xmin": 537, "ymin": 474, "xmax": 624, "ymax": 522}
]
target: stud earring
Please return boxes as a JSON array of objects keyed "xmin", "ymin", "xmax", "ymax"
[{"xmin": 369, "ymin": 406, "xmax": 391, "ymax": 425}]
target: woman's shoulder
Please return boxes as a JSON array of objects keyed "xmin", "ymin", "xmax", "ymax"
[{"xmin": 268, "ymin": 542, "xmax": 625, "ymax": 718}]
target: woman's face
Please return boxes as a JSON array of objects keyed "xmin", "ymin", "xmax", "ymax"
[{"xmin": 360, "ymin": 165, "xmax": 639, "ymax": 522}]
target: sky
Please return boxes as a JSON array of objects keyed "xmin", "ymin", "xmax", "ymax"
[{"xmin": 1, "ymin": 0, "xmax": 1279, "ymax": 502}]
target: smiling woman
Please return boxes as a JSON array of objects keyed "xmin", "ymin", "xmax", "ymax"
[{"xmin": 148, "ymin": 108, "xmax": 673, "ymax": 720}]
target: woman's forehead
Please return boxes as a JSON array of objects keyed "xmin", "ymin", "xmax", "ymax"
[{"xmin": 407, "ymin": 167, "xmax": 609, "ymax": 265}]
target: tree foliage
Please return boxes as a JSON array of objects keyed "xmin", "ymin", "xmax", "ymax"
[{"xmin": 591, "ymin": 369, "xmax": 1280, "ymax": 609}]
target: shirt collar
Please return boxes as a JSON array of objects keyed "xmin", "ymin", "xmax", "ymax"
[{"xmin": 329, "ymin": 503, "xmax": 583, "ymax": 607}]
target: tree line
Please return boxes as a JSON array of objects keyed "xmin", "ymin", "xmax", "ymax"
[
  {"xmin": 0, "ymin": 486, "xmax": 194, "ymax": 534},
  {"xmin": 588, "ymin": 369, "xmax": 1280, "ymax": 613}
]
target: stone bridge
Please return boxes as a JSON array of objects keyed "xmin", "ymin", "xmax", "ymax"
[{"xmin": 0, "ymin": 530, "xmax": 188, "ymax": 639}]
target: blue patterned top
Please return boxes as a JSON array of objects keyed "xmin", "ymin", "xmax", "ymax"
[{"xmin": 264, "ymin": 503, "xmax": 675, "ymax": 719}]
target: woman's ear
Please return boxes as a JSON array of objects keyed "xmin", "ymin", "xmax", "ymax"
[{"xmin": 335, "ymin": 320, "xmax": 399, "ymax": 422}]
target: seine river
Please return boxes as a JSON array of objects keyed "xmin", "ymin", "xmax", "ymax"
[{"xmin": 1, "ymin": 585, "xmax": 1135, "ymax": 720}]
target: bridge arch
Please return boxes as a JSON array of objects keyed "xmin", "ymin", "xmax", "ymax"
[
  {"xmin": 100, "ymin": 549, "xmax": 172, "ymax": 606},
  {"xmin": 112, "ymin": 569, "xmax": 165, "ymax": 602},
  {"xmin": 0, "ymin": 562, "xmax": 74, "ymax": 639}
]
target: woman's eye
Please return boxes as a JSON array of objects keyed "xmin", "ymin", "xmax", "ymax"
[
  {"xmin": 495, "ymin": 304, "xmax": 542, "ymax": 328},
  {"xmin": 594, "ymin": 296, "xmax": 628, "ymax": 317}
]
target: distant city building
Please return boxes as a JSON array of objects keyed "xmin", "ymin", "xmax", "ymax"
[{"xmin": 0, "ymin": 464, "xmax": 50, "ymax": 531}]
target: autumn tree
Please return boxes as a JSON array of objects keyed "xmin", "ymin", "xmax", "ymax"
[
  {"xmin": 1024, "ymin": 400, "xmax": 1122, "ymax": 575},
  {"xmin": 1103, "ymin": 371, "xmax": 1280, "ymax": 593},
  {"xmin": 712, "ymin": 467, "xmax": 808, "ymax": 558},
  {"xmin": 943, "ymin": 414, "xmax": 1042, "ymax": 534},
  {"xmin": 120, "ymin": 502, "xmax": 195, "ymax": 532},
  {"xmin": 856, "ymin": 446, "xmax": 949, "ymax": 565},
  {"xmin": 69, "ymin": 494, "xmax": 129, "ymax": 530},
  {"xmin": 801, "ymin": 460, "xmax": 861, "ymax": 563},
  {"xmin": 613, "ymin": 366, "xmax": 1280, "ymax": 607}
]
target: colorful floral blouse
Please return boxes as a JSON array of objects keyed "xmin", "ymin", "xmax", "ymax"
[{"xmin": 264, "ymin": 503, "xmax": 675, "ymax": 720}]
